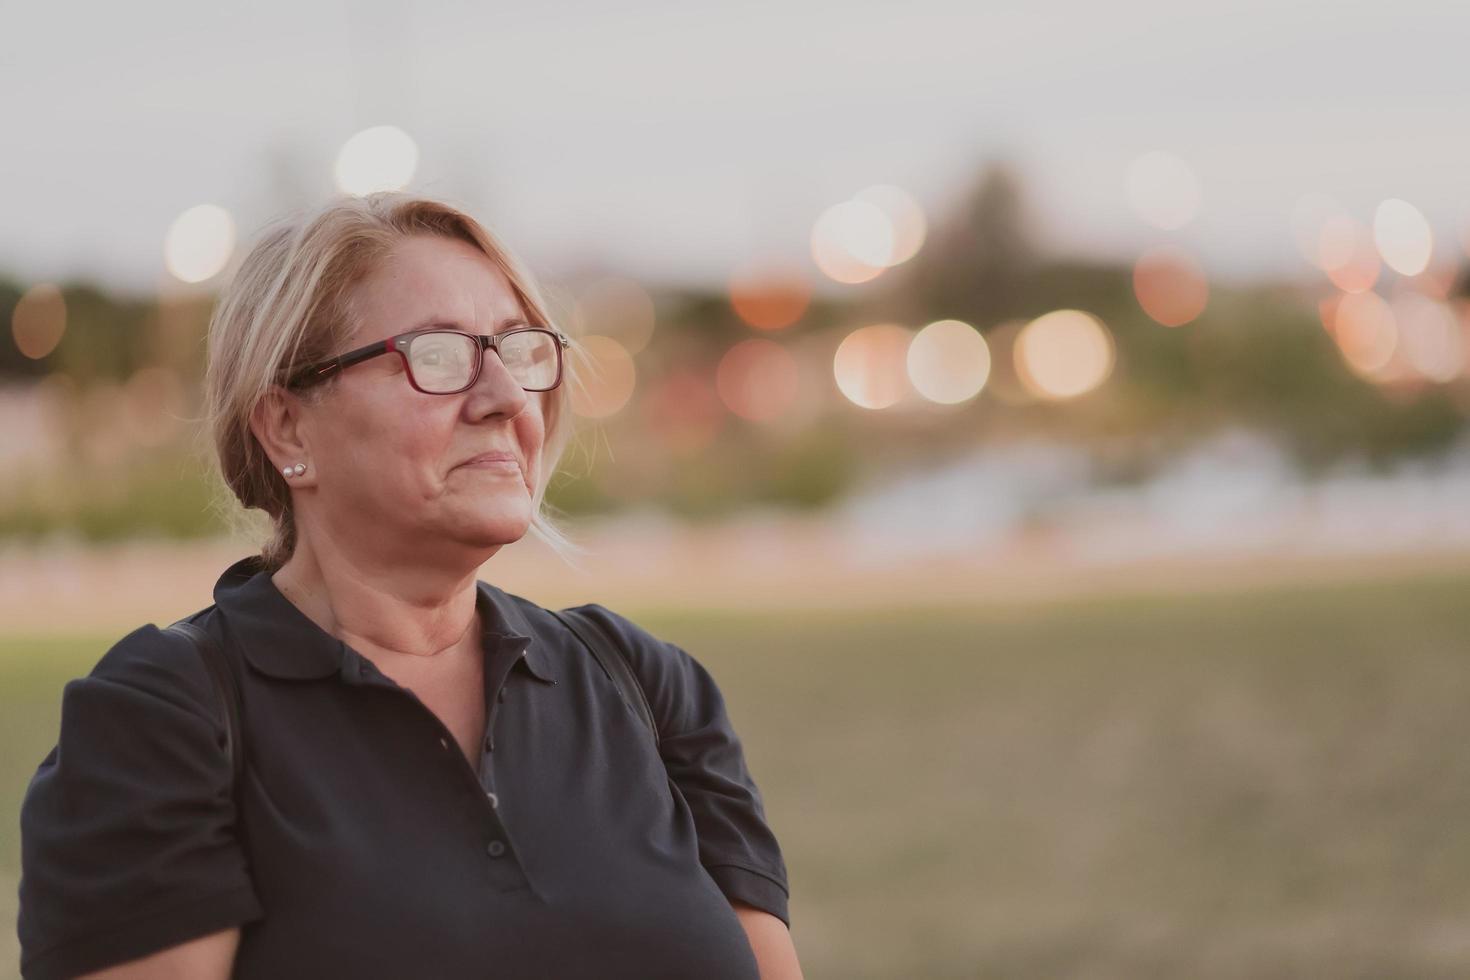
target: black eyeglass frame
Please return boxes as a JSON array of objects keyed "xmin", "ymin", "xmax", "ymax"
[{"xmin": 283, "ymin": 325, "xmax": 572, "ymax": 394}]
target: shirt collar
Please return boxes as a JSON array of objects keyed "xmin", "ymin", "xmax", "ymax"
[{"xmin": 212, "ymin": 555, "xmax": 557, "ymax": 684}]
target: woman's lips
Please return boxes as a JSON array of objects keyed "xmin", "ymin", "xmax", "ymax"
[{"xmin": 458, "ymin": 451, "xmax": 518, "ymax": 467}]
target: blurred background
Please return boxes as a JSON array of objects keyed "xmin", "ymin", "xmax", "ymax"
[{"xmin": 5, "ymin": 2, "xmax": 1470, "ymax": 977}]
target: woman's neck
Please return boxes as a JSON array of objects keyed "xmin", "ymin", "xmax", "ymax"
[{"xmin": 272, "ymin": 542, "xmax": 481, "ymax": 663}]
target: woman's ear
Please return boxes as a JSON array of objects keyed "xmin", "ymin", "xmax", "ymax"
[{"xmin": 250, "ymin": 384, "xmax": 316, "ymax": 484}]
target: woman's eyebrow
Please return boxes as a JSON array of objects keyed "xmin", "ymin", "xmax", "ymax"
[{"xmin": 403, "ymin": 316, "xmax": 529, "ymax": 335}]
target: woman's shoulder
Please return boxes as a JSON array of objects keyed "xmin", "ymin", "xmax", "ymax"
[
  {"xmin": 21, "ymin": 616, "xmax": 234, "ymax": 833},
  {"xmin": 508, "ymin": 594, "xmax": 685, "ymax": 671},
  {"xmin": 549, "ymin": 600, "xmax": 735, "ymax": 734},
  {"xmin": 66, "ymin": 617, "xmax": 222, "ymax": 723},
  {"xmin": 19, "ymin": 619, "xmax": 261, "ymax": 980}
]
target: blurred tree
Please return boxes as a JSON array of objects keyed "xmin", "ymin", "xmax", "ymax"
[
  {"xmin": 896, "ymin": 158, "xmax": 1041, "ymax": 327},
  {"xmin": 2, "ymin": 156, "xmax": 1469, "ymax": 546},
  {"xmin": 50, "ymin": 285, "xmax": 152, "ymax": 384}
]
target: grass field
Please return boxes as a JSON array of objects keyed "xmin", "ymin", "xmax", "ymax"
[{"xmin": 3, "ymin": 567, "xmax": 1469, "ymax": 978}]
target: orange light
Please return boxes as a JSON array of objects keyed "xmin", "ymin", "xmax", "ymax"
[
  {"xmin": 1132, "ymin": 246, "xmax": 1209, "ymax": 327},
  {"xmin": 728, "ymin": 264, "xmax": 811, "ymax": 331},
  {"xmin": 1319, "ymin": 215, "xmax": 1381, "ymax": 293},
  {"xmin": 568, "ymin": 335, "xmax": 637, "ymax": 418},
  {"xmin": 1333, "ymin": 292, "xmax": 1397, "ymax": 377},
  {"xmin": 1390, "ymin": 293, "xmax": 1463, "ymax": 382},
  {"xmin": 716, "ymin": 339, "xmax": 800, "ymax": 422},
  {"xmin": 642, "ymin": 368, "xmax": 725, "ymax": 454},
  {"xmin": 11, "ymin": 284, "xmax": 66, "ymax": 359}
]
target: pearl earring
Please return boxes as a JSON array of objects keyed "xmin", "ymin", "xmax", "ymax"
[{"xmin": 282, "ymin": 463, "xmax": 307, "ymax": 477}]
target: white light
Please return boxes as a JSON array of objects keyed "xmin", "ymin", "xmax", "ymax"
[
  {"xmin": 1373, "ymin": 198, "xmax": 1433, "ymax": 276},
  {"xmin": 832, "ymin": 324, "xmax": 912, "ymax": 409},
  {"xmin": 907, "ymin": 319, "xmax": 990, "ymax": 404},
  {"xmin": 1014, "ymin": 310, "xmax": 1115, "ymax": 400},
  {"xmin": 164, "ymin": 204, "xmax": 236, "ymax": 284},
  {"xmin": 854, "ymin": 185, "xmax": 927, "ymax": 266},
  {"xmin": 335, "ymin": 125, "xmax": 419, "ymax": 196},
  {"xmin": 813, "ymin": 200, "xmax": 894, "ymax": 268}
]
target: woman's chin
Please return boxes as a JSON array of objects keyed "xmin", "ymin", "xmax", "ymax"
[{"xmin": 460, "ymin": 508, "xmax": 533, "ymax": 546}]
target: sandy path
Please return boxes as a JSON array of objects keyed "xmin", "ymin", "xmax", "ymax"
[{"xmin": 3, "ymin": 512, "xmax": 1470, "ymax": 633}]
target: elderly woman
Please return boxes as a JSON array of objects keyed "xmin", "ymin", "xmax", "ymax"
[{"xmin": 18, "ymin": 194, "xmax": 803, "ymax": 979}]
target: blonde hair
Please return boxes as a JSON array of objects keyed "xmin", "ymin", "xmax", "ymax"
[{"xmin": 203, "ymin": 192, "xmax": 588, "ymax": 572}]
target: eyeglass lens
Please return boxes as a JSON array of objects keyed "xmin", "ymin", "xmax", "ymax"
[{"xmin": 407, "ymin": 330, "xmax": 559, "ymax": 392}]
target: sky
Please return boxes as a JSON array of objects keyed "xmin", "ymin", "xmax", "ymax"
[{"xmin": 3, "ymin": 0, "xmax": 1469, "ymax": 295}]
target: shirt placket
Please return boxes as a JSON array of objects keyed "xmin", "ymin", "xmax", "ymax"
[{"xmin": 344, "ymin": 643, "xmax": 537, "ymax": 895}]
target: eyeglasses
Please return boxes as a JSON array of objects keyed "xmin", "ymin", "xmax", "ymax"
[{"xmin": 284, "ymin": 325, "xmax": 571, "ymax": 394}]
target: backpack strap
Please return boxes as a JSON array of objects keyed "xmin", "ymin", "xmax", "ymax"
[
  {"xmin": 548, "ymin": 607, "xmax": 659, "ymax": 748},
  {"xmin": 165, "ymin": 614, "xmax": 244, "ymax": 793}
]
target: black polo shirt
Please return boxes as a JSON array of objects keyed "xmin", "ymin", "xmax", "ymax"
[{"xmin": 17, "ymin": 555, "xmax": 790, "ymax": 979}]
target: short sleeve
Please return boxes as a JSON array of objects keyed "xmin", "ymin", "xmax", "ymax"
[
  {"xmin": 17, "ymin": 623, "xmax": 264, "ymax": 980},
  {"xmin": 567, "ymin": 604, "xmax": 792, "ymax": 927}
]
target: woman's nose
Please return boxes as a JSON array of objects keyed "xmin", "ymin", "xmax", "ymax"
[{"xmin": 464, "ymin": 344, "xmax": 530, "ymax": 415}]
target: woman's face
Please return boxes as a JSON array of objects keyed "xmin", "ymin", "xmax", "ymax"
[{"xmin": 291, "ymin": 234, "xmax": 549, "ymax": 564}]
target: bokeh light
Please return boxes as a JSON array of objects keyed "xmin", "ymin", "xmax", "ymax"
[
  {"xmin": 1332, "ymin": 291, "xmax": 1398, "ymax": 378},
  {"xmin": 1132, "ymin": 245, "xmax": 1209, "ymax": 327},
  {"xmin": 11, "ymin": 283, "xmax": 66, "ymax": 359},
  {"xmin": 1373, "ymin": 198, "xmax": 1433, "ymax": 277},
  {"xmin": 1014, "ymin": 310, "xmax": 1115, "ymax": 400},
  {"xmin": 833, "ymin": 323, "xmax": 913, "ymax": 409},
  {"xmin": 853, "ymin": 185, "xmax": 927, "ymax": 266},
  {"xmin": 728, "ymin": 263, "xmax": 811, "ymax": 331},
  {"xmin": 568, "ymin": 334, "xmax": 637, "ymax": 418},
  {"xmin": 642, "ymin": 368, "xmax": 725, "ymax": 455},
  {"xmin": 907, "ymin": 319, "xmax": 990, "ymax": 405},
  {"xmin": 1390, "ymin": 292, "xmax": 1463, "ymax": 383},
  {"xmin": 573, "ymin": 277, "xmax": 657, "ymax": 354},
  {"xmin": 716, "ymin": 338, "xmax": 801, "ymax": 422},
  {"xmin": 1318, "ymin": 292, "xmax": 1343, "ymax": 336},
  {"xmin": 163, "ymin": 204, "xmax": 236, "ymax": 284},
  {"xmin": 335, "ymin": 125, "xmax": 419, "ymax": 196},
  {"xmin": 1291, "ymin": 192, "xmax": 1347, "ymax": 268},
  {"xmin": 1125, "ymin": 151, "xmax": 1200, "ymax": 230},
  {"xmin": 1318, "ymin": 215, "xmax": 1381, "ymax": 293},
  {"xmin": 811, "ymin": 200, "xmax": 892, "ymax": 284},
  {"xmin": 1400, "ymin": 260, "xmax": 1458, "ymax": 300}
]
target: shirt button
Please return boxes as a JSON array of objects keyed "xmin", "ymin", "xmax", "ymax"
[
  {"xmin": 439, "ymin": 736, "xmax": 450, "ymax": 750},
  {"xmin": 498, "ymin": 688, "xmax": 507, "ymax": 703},
  {"xmin": 487, "ymin": 839, "xmax": 506, "ymax": 858}
]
